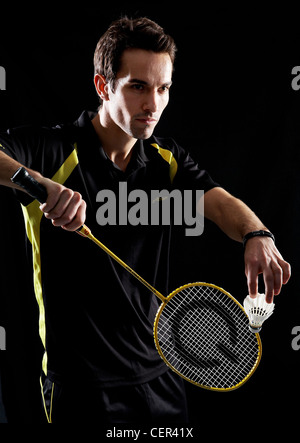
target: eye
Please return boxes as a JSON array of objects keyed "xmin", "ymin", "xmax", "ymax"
[
  {"xmin": 131, "ymin": 84, "xmax": 145, "ymax": 91},
  {"xmin": 159, "ymin": 85, "xmax": 171, "ymax": 93}
]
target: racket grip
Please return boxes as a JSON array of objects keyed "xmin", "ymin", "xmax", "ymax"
[{"xmin": 11, "ymin": 167, "xmax": 48, "ymax": 203}]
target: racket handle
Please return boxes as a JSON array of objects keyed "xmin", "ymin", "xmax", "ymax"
[{"xmin": 11, "ymin": 167, "xmax": 48, "ymax": 203}]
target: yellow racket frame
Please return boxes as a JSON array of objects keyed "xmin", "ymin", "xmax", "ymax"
[
  {"xmin": 153, "ymin": 282, "xmax": 262, "ymax": 392},
  {"xmin": 78, "ymin": 225, "xmax": 262, "ymax": 392}
]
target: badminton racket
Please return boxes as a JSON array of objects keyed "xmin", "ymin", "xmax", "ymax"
[{"xmin": 11, "ymin": 167, "xmax": 262, "ymax": 391}]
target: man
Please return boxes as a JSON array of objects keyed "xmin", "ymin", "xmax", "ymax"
[{"xmin": 0, "ymin": 17, "xmax": 291, "ymax": 423}]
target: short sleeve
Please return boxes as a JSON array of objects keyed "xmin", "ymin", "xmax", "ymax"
[
  {"xmin": 163, "ymin": 138, "xmax": 220, "ymax": 193},
  {"xmin": 0, "ymin": 127, "xmax": 37, "ymax": 167}
]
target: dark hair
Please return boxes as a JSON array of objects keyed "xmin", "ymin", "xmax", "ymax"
[{"xmin": 94, "ymin": 16, "xmax": 177, "ymax": 91}]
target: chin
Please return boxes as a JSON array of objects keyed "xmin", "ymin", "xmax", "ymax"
[
  {"xmin": 133, "ymin": 129, "xmax": 155, "ymax": 140},
  {"xmin": 138, "ymin": 134, "xmax": 153, "ymax": 140}
]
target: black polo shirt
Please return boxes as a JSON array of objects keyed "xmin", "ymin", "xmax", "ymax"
[{"xmin": 0, "ymin": 111, "xmax": 219, "ymax": 387}]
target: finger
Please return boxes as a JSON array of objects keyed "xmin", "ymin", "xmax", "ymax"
[
  {"xmin": 246, "ymin": 266, "xmax": 259, "ymax": 298},
  {"xmin": 40, "ymin": 196, "xmax": 60, "ymax": 214},
  {"xmin": 44, "ymin": 189, "xmax": 75, "ymax": 220},
  {"xmin": 279, "ymin": 259, "xmax": 291, "ymax": 285},
  {"xmin": 39, "ymin": 183, "xmax": 67, "ymax": 213},
  {"xmin": 263, "ymin": 268, "xmax": 275, "ymax": 303},
  {"xmin": 51, "ymin": 193, "xmax": 83, "ymax": 227},
  {"xmin": 271, "ymin": 262, "xmax": 283, "ymax": 296},
  {"xmin": 61, "ymin": 201, "xmax": 87, "ymax": 231}
]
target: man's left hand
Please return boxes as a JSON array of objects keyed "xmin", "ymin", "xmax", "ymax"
[{"xmin": 244, "ymin": 237, "xmax": 291, "ymax": 303}]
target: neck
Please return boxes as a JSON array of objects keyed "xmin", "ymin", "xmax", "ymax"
[{"xmin": 92, "ymin": 111, "xmax": 136, "ymax": 172}]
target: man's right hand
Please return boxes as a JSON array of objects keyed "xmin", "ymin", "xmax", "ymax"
[
  {"xmin": 37, "ymin": 176, "xmax": 87, "ymax": 231},
  {"xmin": 0, "ymin": 152, "xmax": 86, "ymax": 231}
]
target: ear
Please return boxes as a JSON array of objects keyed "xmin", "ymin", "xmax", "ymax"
[{"xmin": 94, "ymin": 74, "xmax": 109, "ymax": 101}]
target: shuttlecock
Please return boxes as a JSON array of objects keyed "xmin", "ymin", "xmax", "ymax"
[{"xmin": 243, "ymin": 293, "xmax": 275, "ymax": 333}]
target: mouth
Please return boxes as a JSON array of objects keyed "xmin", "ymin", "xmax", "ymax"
[{"xmin": 135, "ymin": 116, "xmax": 157, "ymax": 125}]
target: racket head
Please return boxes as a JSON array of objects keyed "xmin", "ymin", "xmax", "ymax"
[{"xmin": 153, "ymin": 282, "xmax": 262, "ymax": 391}]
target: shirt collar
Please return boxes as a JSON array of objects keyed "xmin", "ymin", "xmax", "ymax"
[{"xmin": 74, "ymin": 110, "xmax": 151, "ymax": 169}]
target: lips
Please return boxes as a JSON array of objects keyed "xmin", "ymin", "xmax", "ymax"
[
  {"xmin": 135, "ymin": 116, "xmax": 157, "ymax": 124},
  {"xmin": 137, "ymin": 119, "xmax": 156, "ymax": 124}
]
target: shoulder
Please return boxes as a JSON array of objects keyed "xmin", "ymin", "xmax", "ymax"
[
  {"xmin": 147, "ymin": 135, "xmax": 219, "ymax": 192},
  {"xmin": 4, "ymin": 110, "xmax": 92, "ymax": 145},
  {"xmin": 3, "ymin": 121, "xmax": 76, "ymax": 147}
]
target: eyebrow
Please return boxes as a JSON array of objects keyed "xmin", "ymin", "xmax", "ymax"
[{"xmin": 128, "ymin": 78, "xmax": 173, "ymax": 87}]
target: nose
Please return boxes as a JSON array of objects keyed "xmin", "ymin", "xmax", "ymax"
[{"xmin": 142, "ymin": 90, "xmax": 158, "ymax": 114}]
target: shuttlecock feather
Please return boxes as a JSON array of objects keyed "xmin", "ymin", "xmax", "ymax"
[{"xmin": 243, "ymin": 293, "xmax": 275, "ymax": 333}]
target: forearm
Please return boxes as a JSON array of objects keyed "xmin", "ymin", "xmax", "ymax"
[
  {"xmin": 200, "ymin": 187, "xmax": 291, "ymax": 301},
  {"xmin": 202, "ymin": 187, "xmax": 267, "ymax": 242},
  {"xmin": 0, "ymin": 151, "xmax": 41, "ymax": 191}
]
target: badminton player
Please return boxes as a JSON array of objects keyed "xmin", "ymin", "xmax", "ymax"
[{"xmin": 0, "ymin": 17, "xmax": 291, "ymax": 423}]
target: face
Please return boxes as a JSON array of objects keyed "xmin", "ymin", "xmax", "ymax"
[{"xmin": 102, "ymin": 49, "xmax": 173, "ymax": 140}]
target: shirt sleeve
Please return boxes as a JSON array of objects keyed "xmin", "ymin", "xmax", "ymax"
[
  {"xmin": 0, "ymin": 125, "xmax": 61, "ymax": 205},
  {"xmin": 0, "ymin": 126, "xmax": 37, "ymax": 167},
  {"xmin": 170, "ymin": 139, "xmax": 221, "ymax": 193}
]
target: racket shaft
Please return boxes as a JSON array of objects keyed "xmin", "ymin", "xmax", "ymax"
[
  {"xmin": 78, "ymin": 225, "xmax": 165, "ymax": 300},
  {"xmin": 11, "ymin": 167, "xmax": 165, "ymax": 301}
]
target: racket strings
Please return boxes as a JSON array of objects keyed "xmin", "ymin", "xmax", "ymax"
[
  {"xmin": 177, "ymin": 308, "xmax": 256, "ymax": 382},
  {"xmin": 160, "ymin": 310, "xmax": 234, "ymax": 377},
  {"xmin": 156, "ymin": 285, "xmax": 260, "ymax": 389},
  {"xmin": 158, "ymin": 312, "xmax": 255, "ymax": 387},
  {"xmin": 176, "ymin": 303, "xmax": 230, "ymax": 361},
  {"xmin": 181, "ymin": 287, "xmax": 258, "ymax": 371}
]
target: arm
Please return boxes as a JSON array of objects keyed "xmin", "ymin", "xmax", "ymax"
[
  {"xmin": 0, "ymin": 151, "xmax": 86, "ymax": 231},
  {"xmin": 201, "ymin": 187, "xmax": 291, "ymax": 302}
]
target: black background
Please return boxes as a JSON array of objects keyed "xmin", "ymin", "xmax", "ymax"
[{"xmin": 0, "ymin": 3, "xmax": 299, "ymax": 428}]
